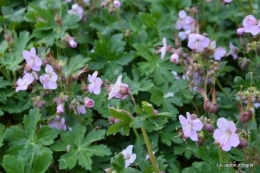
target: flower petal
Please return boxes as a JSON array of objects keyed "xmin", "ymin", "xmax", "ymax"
[
  {"xmin": 178, "ymin": 115, "xmax": 188, "ymax": 126},
  {"xmin": 230, "ymin": 133, "xmax": 240, "ymax": 147}
]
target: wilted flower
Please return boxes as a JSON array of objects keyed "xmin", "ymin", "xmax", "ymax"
[
  {"xmin": 16, "ymin": 73, "xmax": 34, "ymax": 92},
  {"xmin": 107, "ymin": 75, "xmax": 129, "ymax": 100},
  {"xmin": 23, "ymin": 47, "xmax": 42, "ymax": 72},
  {"xmin": 160, "ymin": 37, "xmax": 167, "ymax": 59},
  {"xmin": 122, "ymin": 145, "xmax": 136, "ymax": 168},
  {"xmin": 48, "ymin": 115, "xmax": 67, "ymax": 130},
  {"xmin": 84, "ymin": 97, "xmax": 94, "ymax": 108},
  {"xmin": 229, "ymin": 42, "xmax": 239, "ymax": 60},
  {"xmin": 40, "ymin": 64, "xmax": 58, "ymax": 90},
  {"xmin": 88, "ymin": 71, "xmax": 102, "ymax": 95},
  {"xmin": 213, "ymin": 117, "xmax": 240, "ymax": 151},
  {"xmin": 68, "ymin": 4, "xmax": 84, "ymax": 19},
  {"xmin": 179, "ymin": 112, "xmax": 203, "ymax": 141},
  {"xmin": 57, "ymin": 103, "xmax": 64, "ymax": 114},
  {"xmin": 188, "ymin": 33, "xmax": 210, "ymax": 52},
  {"xmin": 74, "ymin": 105, "xmax": 86, "ymax": 114}
]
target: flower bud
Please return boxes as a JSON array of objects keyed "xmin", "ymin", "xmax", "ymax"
[
  {"xmin": 237, "ymin": 28, "xmax": 244, "ymax": 35},
  {"xmin": 69, "ymin": 39, "xmax": 77, "ymax": 48},
  {"xmin": 170, "ymin": 53, "xmax": 179, "ymax": 63},
  {"xmin": 119, "ymin": 85, "xmax": 129, "ymax": 95},
  {"xmin": 197, "ymin": 136, "xmax": 204, "ymax": 146},
  {"xmin": 84, "ymin": 97, "xmax": 94, "ymax": 108},
  {"xmin": 204, "ymin": 100, "xmax": 211, "ymax": 111},
  {"xmin": 153, "ymin": 109, "xmax": 158, "ymax": 114},
  {"xmin": 209, "ymin": 102, "xmax": 218, "ymax": 113},
  {"xmin": 190, "ymin": 114, "xmax": 197, "ymax": 120},
  {"xmin": 204, "ymin": 124, "xmax": 214, "ymax": 133},
  {"xmin": 240, "ymin": 110, "xmax": 252, "ymax": 123},
  {"xmin": 113, "ymin": 0, "xmax": 121, "ymax": 8},
  {"xmin": 237, "ymin": 137, "xmax": 248, "ymax": 149}
]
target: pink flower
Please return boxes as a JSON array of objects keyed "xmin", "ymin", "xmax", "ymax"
[
  {"xmin": 242, "ymin": 15, "xmax": 260, "ymax": 36},
  {"xmin": 88, "ymin": 71, "xmax": 102, "ymax": 95},
  {"xmin": 160, "ymin": 37, "xmax": 167, "ymax": 59},
  {"xmin": 224, "ymin": 0, "xmax": 232, "ymax": 3},
  {"xmin": 75, "ymin": 105, "xmax": 86, "ymax": 114},
  {"xmin": 16, "ymin": 73, "xmax": 34, "ymax": 92},
  {"xmin": 122, "ymin": 145, "xmax": 136, "ymax": 168},
  {"xmin": 40, "ymin": 64, "xmax": 58, "ymax": 90},
  {"xmin": 48, "ymin": 115, "xmax": 67, "ymax": 130},
  {"xmin": 113, "ymin": 0, "xmax": 121, "ymax": 8},
  {"xmin": 229, "ymin": 42, "xmax": 239, "ymax": 60},
  {"xmin": 213, "ymin": 47, "xmax": 226, "ymax": 61},
  {"xmin": 237, "ymin": 28, "xmax": 244, "ymax": 35},
  {"xmin": 57, "ymin": 104, "xmax": 64, "ymax": 114},
  {"xmin": 175, "ymin": 10, "xmax": 194, "ymax": 30},
  {"xmin": 23, "ymin": 47, "xmax": 42, "ymax": 72},
  {"xmin": 213, "ymin": 118, "xmax": 240, "ymax": 151},
  {"xmin": 179, "ymin": 112, "xmax": 203, "ymax": 141},
  {"xmin": 84, "ymin": 97, "xmax": 94, "ymax": 108},
  {"xmin": 188, "ymin": 33, "xmax": 210, "ymax": 52},
  {"xmin": 68, "ymin": 4, "xmax": 84, "ymax": 19},
  {"xmin": 170, "ymin": 53, "xmax": 179, "ymax": 63},
  {"xmin": 108, "ymin": 75, "xmax": 129, "ymax": 100}
]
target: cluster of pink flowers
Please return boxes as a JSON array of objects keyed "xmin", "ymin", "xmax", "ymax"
[
  {"xmin": 179, "ymin": 112, "xmax": 240, "ymax": 151},
  {"xmin": 16, "ymin": 47, "xmax": 58, "ymax": 92},
  {"xmin": 238, "ymin": 15, "xmax": 260, "ymax": 36},
  {"xmin": 175, "ymin": 10, "xmax": 196, "ymax": 41}
]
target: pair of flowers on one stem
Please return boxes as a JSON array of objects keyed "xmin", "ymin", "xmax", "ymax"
[{"xmin": 179, "ymin": 112, "xmax": 240, "ymax": 151}]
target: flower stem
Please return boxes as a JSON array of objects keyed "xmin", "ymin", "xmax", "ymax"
[
  {"xmin": 247, "ymin": 0, "xmax": 253, "ymax": 14},
  {"xmin": 222, "ymin": 151, "xmax": 235, "ymax": 173},
  {"xmin": 216, "ymin": 78, "xmax": 228, "ymax": 97},
  {"xmin": 141, "ymin": 126, "xmax": 160, "ymax": 173},
  {"xmin": 116, "ymin": 9, "xmax": 124, "ymax": 34}
]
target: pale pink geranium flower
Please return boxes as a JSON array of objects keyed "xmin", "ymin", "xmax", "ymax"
[
  {"xmin": 228, "ymin": 42, "xmax": 239, "ymax": 60},
  {"xmin": 48, "ymin": 115, "xmax": 67, "ymax": 130},
  {"xmin": 88, "ymin": 71, "xmax": 102, "ymax": 95},
  {"xmin": 16, "ymin": 73, "xmax": 34, "ymax": 92},
  {"xmin": 23, "ymin": 47, "xmax": 42, "ymax": 72},
  {"xmin": 242, "ymin": 15, "xmax": 260, "ymax": 36},
  {"xmin": 84, "ymin": 97, "xmax": 94, "ymax": 108},
  {"xmin": 175, "ymin": 10, "xmax": 194, "ymax": 30},
  {"xmin": 213, "ymin": 118, "xmax": 240, "ymax": 151},
  {"xmin": 188, "ymin": 33, "xmax": 210, "ymax": 52},
  {"xmin": 108, "ymin": 75, "xmax": 129, "ymax": 100},
  {"xmin": 122, "ymin": 145, "xmax": 136, "ymax": 168},
  {"xmin": 68, "ymin": 4, "xmax": 84, "ymax": 19},
  {"xmin": 179, "ymin": 112, "xmax": 203, "ymax": 141},
  {"xmin": 209, "ymin": 40, "xmax": 226, "ymax": 60},
  {"xmin": 40, "ymin": 64, "xmax": 58, "ymax": 90}
]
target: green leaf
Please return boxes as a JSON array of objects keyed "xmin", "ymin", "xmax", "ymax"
[
  {"xmin": 62, "ymin": 55, "xmax": 90, "ymax": 77},
  {"xmin": 142, "ymin": 101, "xmax": 154, "ymax": 115},
  {"xmin": 121, "ymin": 167, "xmax": 142, "ymax": 173},
  {"xmin": 107, "ymin": 107, "xmax": 132, "ymax": 135},
  {"xmin": 0, "ymin": 40, "xmax": 8, "ymax": 54},
  {"xmin": 0, "ymin": 123, "xmax": 5, "ymax": 147},
  {"xmin": 4, "ymin": 108, "xmax": 59, "ymax": 159},
  {"xmin": 2, "ymin": 6, "xmax": 26, "ymax": 23},
  {"xmin": 111, "ymin": 153, "xmax": 125, "ymax": 172},
  {"xmin": 52, "ymin": 123, "xmax": 111, "ymax": 170},
  {"xmin": 2, "ymin": 155, "xmax": 25, "ymax": 173},
  {"xmin": 0, "ymin": 77, "xmax": 11, "ymax": 88},
  {"xmin": 31, "ymin": 152, "xmax": 52, "ymax": 173}
]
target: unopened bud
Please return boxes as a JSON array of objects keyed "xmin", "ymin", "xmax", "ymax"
[
  {"xmin": 209, "ymin": 102, "xmax": 218, "ymax": 113},
  {"xmin": 153, "ymin": 109, "xmax": 158, "ymax": 114},
  {"xmin": 204, "ymin": 124, "xmax": 214, "ymax": 133},
  {"xmin": 204, "ymin": 100, "xmax": 211, "ymax": 111},
  {"xmin": 240, "ymin": 110, "xmax": 252, "ymax": 123},
  {"xmin": 190, "ymin": 114, "xmax": 197, "ymax": 120},
  {"xmin": 119, "ymin": 85, "xmax": 129, "ymax": 95},
  {"xmin": 237, "ymin": 137, "xmax": 248, "ymax": 149},
  {"xmin": 197, "ymin": 136, "xmax": 204, "ymax": 146}
]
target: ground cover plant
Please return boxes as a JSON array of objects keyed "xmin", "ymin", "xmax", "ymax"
[{"xmin": 0, "ymin": 0, "xmax": 260, "ymax": 172}]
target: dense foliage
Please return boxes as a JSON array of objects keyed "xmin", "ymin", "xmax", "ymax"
[{"xmin": 0, "ymin": 0, "xmax": 260, "ymax": 172}]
